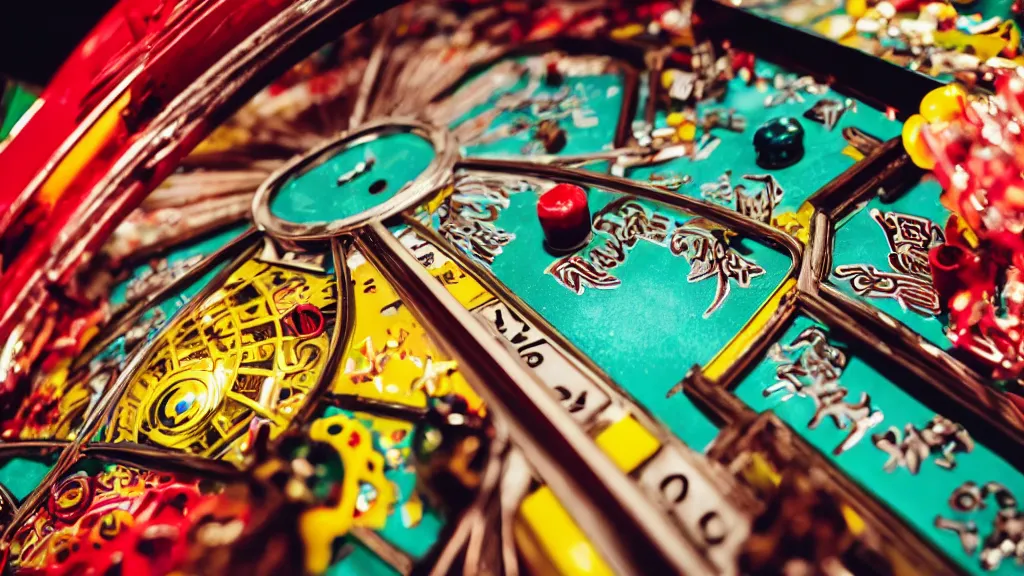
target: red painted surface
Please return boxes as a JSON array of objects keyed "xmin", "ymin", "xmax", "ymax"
[{"xmin": 0, "ymin": 0, "xmax": 295, "ymax": 396}]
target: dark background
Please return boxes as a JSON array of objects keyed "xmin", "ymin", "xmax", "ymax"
[{"xmin": 1, "ymin": 2, "xmax": 117, "ymax": 87}]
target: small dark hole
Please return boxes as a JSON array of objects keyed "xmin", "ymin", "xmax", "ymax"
[
  {"xmin": 270, "ymin": 470, "xmax": 290, "ymax": 487},
  {"xmin": 169, "ymin": 493, "xmax": 188, "ymax": 511},
  {"xmin": 327, "ymin": 424, "xmax": 343, "ymax": 435},
  {"xmin": 369, "ymin": 179, "xmax": 387, "ymax": 194}
]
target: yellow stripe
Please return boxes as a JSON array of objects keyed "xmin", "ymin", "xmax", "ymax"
[
  {"xmin": 703, "ymin": 278, "xmax": 796, "ymax": 381},
  {"xmin": 516, "ymin": 487, "xmax": 614, "ymax": 576},
  {"xmin": 841, "ymin": 504, "xmax": 866, "ymax": 536},
  {"xmin": 39, "ymin": 90, "xmax": 131, "ymax": 207},
  {"xmin": 741, "ymin": 452, "xmax": 782, "ymax": 493},
  {"xmin": 425, "ymin": 184, "xmax": 454, "ymax": 214},
  {"xmin": 841, "ymin": 144, "xmax": 865, "ymax": 162}
]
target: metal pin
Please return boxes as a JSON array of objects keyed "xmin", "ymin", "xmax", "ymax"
[
  {"xmin": 337, "ymin": 154, "xmax": 376, "ymax": 186},
  {"xmin": 935, "ymin": 516, "xmax": 980, "ymax": 554}
]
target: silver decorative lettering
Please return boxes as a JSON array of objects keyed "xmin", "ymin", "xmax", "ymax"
[
  {"xmin": 439, "ymin": 175, "xmax": 527, "ymax": 265},
  {"xmin": 765, "ymin": 327, "xmax": 884, "ymax": 456},
  {"xmin": 871, "ymin": 415, "xmax": 974, "ymax": 474},
  {"xmin": 834, "ymin": 209, "xmax": 945, "ymax": 316},
  {"xmin": 834, "ymin": 263, "xmax": 941, "ymax": 316},
  {"xmin": 937, "ymin": 482, "xmax": 1024, "ymax": 571},
  {"xmin": 670, "ymin": 227, "xmax": 767, "ymax": 318}
]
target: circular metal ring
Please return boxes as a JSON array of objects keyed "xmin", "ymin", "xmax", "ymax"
[{"xmin": 252, "ymin": 118, "xmax": 457, "ymax": 240}]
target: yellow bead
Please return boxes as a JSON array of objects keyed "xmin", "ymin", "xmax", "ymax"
[
  {"xmin": 741, "ymin": 452, "xmax": 782, "ymax": 493},
  {"xmin": 902, "ymin": 114, "xmax": 936, "ymax": 170},
  {"xmin": 919, "ymin": 84, "xmax": 966, "ymax": 123},
  {"xmin": 666, "ymin": 112, "xmax": 685, "ymax": 127},
  {"xmin": 846, "ymin": 0, "xmax": 868, "ymax": 17},
  {"xmin": 677, "ymin": 122, "xmax": 697, "ymax": 142},
  {"xmin": 610, "ymin": 23, "xmax": 645, "ymax": 40},
  {"xmin": 842, "ymin": 505, "xmax": 867, "ymax": 536},
  {"xmin": 661, "ymin": 70, "xmax": 676, "ymax": 89}
]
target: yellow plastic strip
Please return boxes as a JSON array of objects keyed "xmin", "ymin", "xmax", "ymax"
[
  {"xmin": 516, "ymin": 487, "xmax": 614, "ymax": 576},
  {"xmin": 594, "ymin": 415, "xmax": 661, "ymax": 474},
  {"xmin": 740, "ymin": 452, "xmax": 782, "ymax": 494},
  {"xmin": 39, "ymin": 90, "xmax": 130, "ymax": 207},
  {"xmin": 425, "ymin": 185, "xmax": 455, "ymax": 215},
  {"xmin": 841, "ymin": 144, "xmax": 865, "ymax": 162},
  {"xmin": 841, "ymin": 504, "xmax": 866, "ymax": 536},
  {"xmin": 703, "ymin": 278, "xmax": 796, "ymax": 382}
]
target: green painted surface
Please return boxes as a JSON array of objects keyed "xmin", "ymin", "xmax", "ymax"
[
  {"xmin": 627, "ymin": 61, "xmax": 901, "ymax": 216},
  {"xmin": 436, "ymin": 183, "xmax": 793, "ymax": 449},
  {"xmin": 453, "ymin": 55, "xmax": 624, "ymax": 158},
  {"xmin": 0, "ymin": 83, "xmax": 37, "ymax": 140},
  {"xmin": 830, "ymin": 179, "xmax": 951, "ymax": 349},
  {"xmin": 0, "ymin": 457, "xmax": 53, "ymax": 502},
  {"xmin": 378, "ymin": 507, "xmax": 444, "ymax": 560},
  {"xmin": 632, "ymin": 74, "xmax": 650, "ymax": 136},
  {"xmin": 98, "ymin": 261, "xmax": 230, "ymax": 366},
  {"xmin": 735, "ymin": 315, "xmax": 1024, "ymax": 575},
  {"xmin": 271, "ymin": 132, "xmax": 435, "ymax": 224},
  {"xmin": 108, "ymin": 224, "xmax": 246, "ymax": 309},
  {"xmin": 975, "ymin": 0, "xmax": 1018, "ymax": 20},
  {"xmin": 97, "ymin": 223, "xmax": 248, "ymax": 367}
]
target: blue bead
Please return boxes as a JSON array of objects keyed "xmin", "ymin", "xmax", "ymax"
[
  {"xmin": 175, "ymin": 392, "xmax": 196, "ymax": 415},
  {"xmin": 753, "ymin": 117, "xmax": 805, "ymax": 170}
]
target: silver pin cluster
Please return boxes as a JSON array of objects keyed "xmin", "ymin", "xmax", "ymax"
[
  {"xmin": 872, "ymin": 415, "xmax": 974, "ymax": 474},
  {"xmin": 936, "ymin": 481, "xmax": 1024, "ymax": 571}
]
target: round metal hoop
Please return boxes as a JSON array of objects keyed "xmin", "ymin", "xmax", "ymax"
[{"xmin": 252, "ymin": 118, "xmax": 458, "ymax": 240}]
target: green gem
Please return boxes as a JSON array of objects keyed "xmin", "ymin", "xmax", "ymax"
[{"xmin": 753, "ymin": 116, "xmax": 805, "ymax": 170}]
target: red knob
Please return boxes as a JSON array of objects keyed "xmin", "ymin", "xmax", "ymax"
[{"xmin": 537, "ymin": 183, "xmax": 591, "ymax": 254}]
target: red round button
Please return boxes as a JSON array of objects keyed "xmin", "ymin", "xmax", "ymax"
[{"xmin": 537, "ymin": 183, "xmax": 591, "ymax": 253}]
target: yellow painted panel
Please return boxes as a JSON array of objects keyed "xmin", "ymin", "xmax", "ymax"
[
  {"xmin": 333, "ymin": 252, "xmax": 484, "ymax": 413},
  {"xmin": 430, "ymin": 259, "xmax": 493, "ymax": 310},
  {"xmin": 703, "ymin": 278, "xmax": 796, "ymax": 382},
  {"xmin": 107, "ymin": 258, "xmax": 336, "ymax": 461}
]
